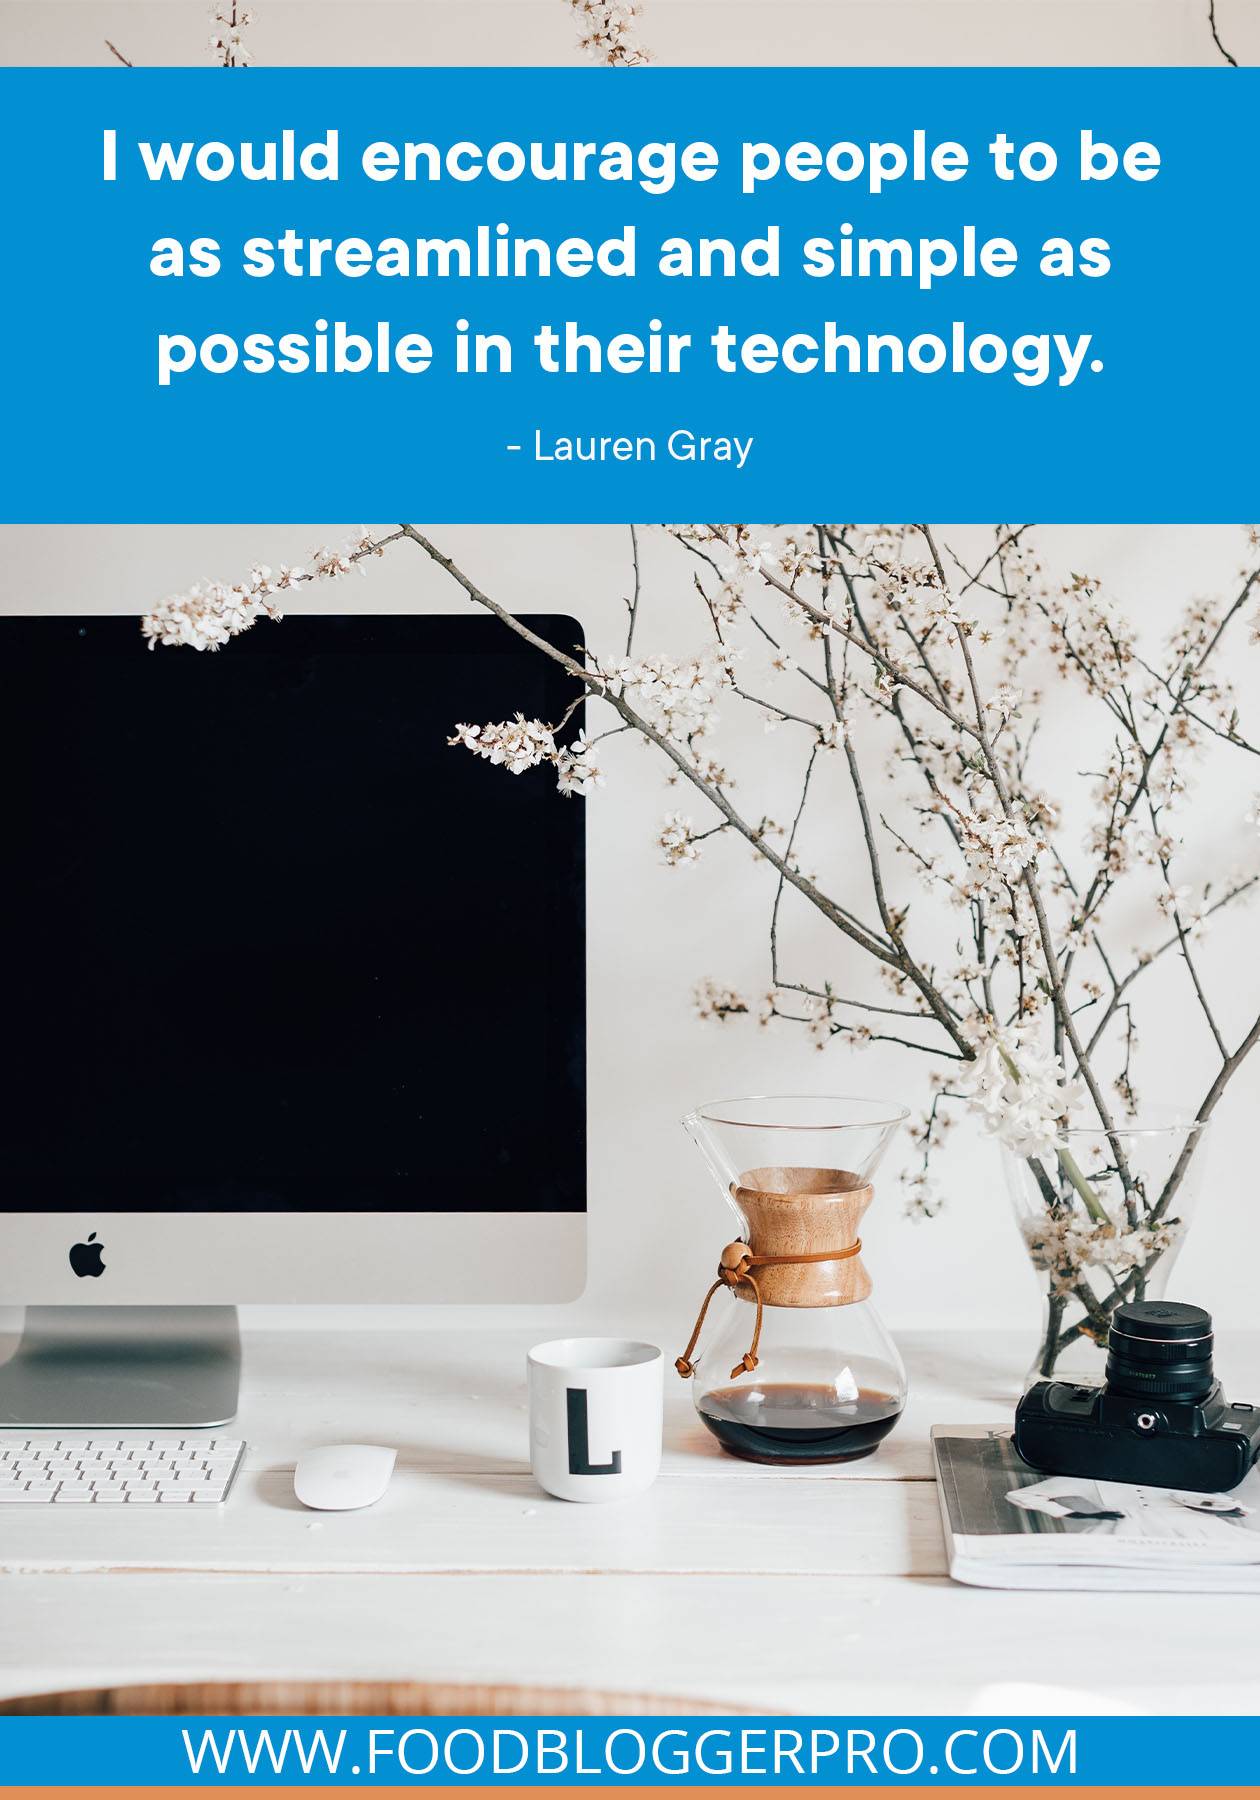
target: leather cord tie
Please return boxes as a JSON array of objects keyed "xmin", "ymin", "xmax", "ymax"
[{"xmin": 674, "ymin": 1238, "xmax": 864, "ymax": 1381}]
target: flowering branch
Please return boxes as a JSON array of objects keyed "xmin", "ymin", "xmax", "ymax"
[
  {"xmin": 140, "ymin": 528, "xmax": 401, "ymax": 650},
  {"xmin": 139, "ymin": 517, "xmax": 1260, "ymax": 1371}
]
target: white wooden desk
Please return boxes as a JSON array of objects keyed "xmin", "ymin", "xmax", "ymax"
[{"xmin": 2, "ymin": 1327, "xmax": 1258, "ymax": 1714}]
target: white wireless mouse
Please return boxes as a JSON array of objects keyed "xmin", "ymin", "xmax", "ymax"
[{"xmin": 293, "ymin": 1443, "xmax": 396, "ymax": 1511}]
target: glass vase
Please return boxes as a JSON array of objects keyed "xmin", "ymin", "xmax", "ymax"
[
  {"xmin": 680, "ymin": 1095, "xmax": 909, "ymax": 1465},
  {"xmin": 1003, "ymin": 1113, "xmax": 1209, "ymax": 1388}
]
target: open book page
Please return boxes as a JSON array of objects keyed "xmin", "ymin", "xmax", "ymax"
[{"xmin": 933, "ymin": 1426, "xmax": 1260, "ymax": 1591}]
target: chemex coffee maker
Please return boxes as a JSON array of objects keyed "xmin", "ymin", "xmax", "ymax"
[{"xmin": 677, "ymin": 1096, "xmax": 909, "ymax": 1465}]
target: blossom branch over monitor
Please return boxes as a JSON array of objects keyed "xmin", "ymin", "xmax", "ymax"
[
  {"xmin": 138, "ymin": 518, "xmax": 1260, "ymax": 1368},
  {"xmin": 141, "ymin": 520, "xmax": 1260, "ymax": 1372}
]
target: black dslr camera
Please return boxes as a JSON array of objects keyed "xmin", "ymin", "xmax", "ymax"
[{"xmin": 1015, "ymin": 1300, "xmax": 1260, "ymax": 1493}]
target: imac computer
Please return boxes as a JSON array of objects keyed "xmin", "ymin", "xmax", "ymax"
[{"xmin": 0, "ymin": 613, "xmax": 586, "ymax": 1425}]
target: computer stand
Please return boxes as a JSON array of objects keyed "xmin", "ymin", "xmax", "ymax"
[{"xmin": 0, "ymin": 1307, "xmax": 241, "ymax": 1427}]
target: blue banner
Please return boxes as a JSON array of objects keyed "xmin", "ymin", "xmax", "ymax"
[
  {"xmin": 0, "ymin": 66, "xmax": 1255, "ymax": 522},
  {"xmin": 0, "ymin": 1714, "xmax": 1245, "ymax": 1786}
]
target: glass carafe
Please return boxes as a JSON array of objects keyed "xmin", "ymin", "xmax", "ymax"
[{"xmin": 679, "ymin": 1096, "xmax": 909, "ymax": 1465}]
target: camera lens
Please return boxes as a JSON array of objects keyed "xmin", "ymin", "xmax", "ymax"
[{"xmin": 1105, "ymin": 1300, "xmax": 1215, "ymax": 1401}]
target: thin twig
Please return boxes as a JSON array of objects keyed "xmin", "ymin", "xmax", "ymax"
[
  {"xmin": 1208, "ymin": 0, "xmax": 1240, "ymax": 64},
  {"xmin": 1147, "ymin": 804, "xmax": 1229, "ymax": 1060},
  {"xmin": 624, "ymin": 524, "xmax": 642, "ymax": 656},
  {"xmin": 769, "ymin": 742, "xmax": 820, "ymax": 989}
]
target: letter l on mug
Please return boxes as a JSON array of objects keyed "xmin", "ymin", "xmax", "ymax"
[
  {"xmin": 566, "ymin": 1388, "xmax": 622, "ymax": 1475},
  {"xmin": 528, "ymin": 1338, "xmax": 662, "ymax": 1502}
]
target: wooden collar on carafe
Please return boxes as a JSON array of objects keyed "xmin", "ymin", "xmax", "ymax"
[{"xmin": 675, "ymin": 1166, "xmax": 872, "ymax": 1382}]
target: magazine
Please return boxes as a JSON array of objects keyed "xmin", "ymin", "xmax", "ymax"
[{"xmin": 932, "ymin": 1425, "xmax": 1260, "ymax": 1592}]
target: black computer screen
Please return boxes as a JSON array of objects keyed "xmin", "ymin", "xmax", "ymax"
[{"xmin": 0, "ymin": 614, "xmax": 585, "ymax": 1213}]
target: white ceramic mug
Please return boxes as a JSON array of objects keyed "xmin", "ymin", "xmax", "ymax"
[{"xmin": 527, "ymin": 1337, "xmax": 663, "ymax": 1502}]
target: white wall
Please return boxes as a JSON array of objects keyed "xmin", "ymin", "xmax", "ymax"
[
  {"xmin": 2, "ymin": 0, "xmax": 1257, "ymax": 1357},
  {"xmin": 1, "ymin": 521, "xmax": 1257, "ymax": 1355}
]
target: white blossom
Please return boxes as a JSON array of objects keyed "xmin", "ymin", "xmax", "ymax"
[
  {"xmin": 449, "ymin": 716, "xmax": 556, "ymax": 775},
  {"xmin": 566, "ymin": 0, "xmax": 649, "ymax": 64},
  {"xmin": 816, "ymin": 718, "xmax": 851, "ymax": 752},
  {"xmin": 141, "ymin": 530, "xmax": 376, "ymax": 652},
  {"xmin": 594, "ymin": 644, "xmax": 738, "ymax": 739},
  {"xmin": 658, "ymin": 811, "xmax": 701, "ymax": 867},
  {"xmin": 207, "ymin": 1, "xmax": 254, "ymax": 64},
  {"xmin": 449, "ymin": 718, "xmax": 608, "ymax": 797},
  {"xmin": 984, "ymin": 683, "xmax": 1023, "ymax": 721},
  {"xmin": 957, "ymin": 1020, "xmax": 1084, "ymax": 1159},
  {"xmin": 801, "ymin": 993, "xmax": 838, "ymax": 1049},
  {"xmin": 555, "ymin": 730, "xmax": 605, "ymax": 797},
  {"xmin": 1023, "ymin": 1208, "xmax": 1182, "ymax": 1297},
  {"xmin": 693, "ymin": 978, "xmax": 749, "ymax": 1023},
  {"xmin": 904, "ymin": 1174, "xmax": 945, "ymax": 1221},
  {"xmin": 957, "ymin": 806, "xmax": 1043, "ymax": 890}
]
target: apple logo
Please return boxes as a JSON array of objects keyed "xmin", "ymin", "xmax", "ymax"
[{"xmin": 68, "ymin": 1232, "xmax": 105, "ymax": 1278}]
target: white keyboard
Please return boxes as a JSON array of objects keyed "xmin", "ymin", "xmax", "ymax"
[{"xmin": 0, "ymin": 1433, "xmax": 245, "ymax": 1504}]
